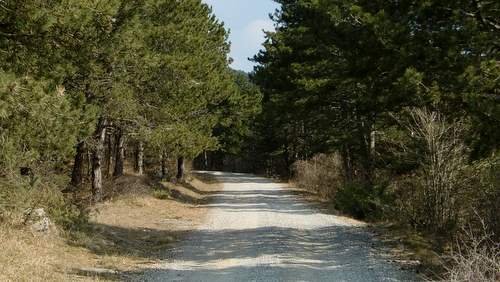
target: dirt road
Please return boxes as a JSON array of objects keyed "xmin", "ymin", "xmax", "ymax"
[{"xmin": 140, "ymin": 171, "xmax": 420, "ymax": 281}]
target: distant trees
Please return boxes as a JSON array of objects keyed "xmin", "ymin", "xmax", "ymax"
[
  {"xmin": 0, "ymin": 0, "xmax": 258, "ymax": 202},
  {"xmin": 193, "ymin": 70, "xmax": 263, "ymax": 171}
]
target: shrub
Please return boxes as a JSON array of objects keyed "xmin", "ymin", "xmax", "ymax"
[
  {"xmin": 292, "ymin": 153, "xmax": 343, "ymax": 199},
  {"xmin": 446, "ymin": 225, "xmax": 500, "ymax": 282},
  {"xmin": 292, "ymin": 153, "xmax": 392, "ymax": 220},
  {"xmin": 390, "ymin": 109, "xmax": 500, "ymax": 240},
  {"xmin": 391, "ymin": 108, "xmax": 470, "ymax": 234},
  {"xmin": 0, "ymin": 175, "xmax": 88, "ymax": 231},
  {"xmin": 334, "ymin": 181, "xmax": 388, "ymax": 220},
  {"xmin": 152, "ymin": 187, "xmax": 171, "ymax": 200},
  {"xmin": 465, "ymin": 155, "xmax": 500, "ymax": 242}
]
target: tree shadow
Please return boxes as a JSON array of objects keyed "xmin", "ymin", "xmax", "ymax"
[
  {"xmin": 193, "ymin": 171, "xmax": 280, "ymax": 184},
  {"xmin": 175, "ymin": 180, "xmax": 219, "ymax": 196},
  {"xmin": 69, "ymin": 223, "xmax": 190, "ymax": 259},
  {"xmin": 166, "ymin": 187, "xmax": 204, "ymax": 205},
  {"xmin": 72, "ymin": 224, "xmax": 420, "ymax": 281},
  {"xmin": 71, "ymin": 171, "xmax": 421, "ymax": 281}
]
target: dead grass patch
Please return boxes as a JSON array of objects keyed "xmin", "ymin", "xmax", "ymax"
[
  {"xmin": 0, "ymin": 225, "xmax": 102, "ymax": 282},
  {"xmin": 0, "ymin": 172, "xmax": 222, "ymax": 281}
]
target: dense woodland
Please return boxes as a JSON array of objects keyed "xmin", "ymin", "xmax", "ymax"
[
  {"xmin": 0, "ymin": 0, "xmax": 499, "ymax": 280},
  {"xmin": 0, "ymin": 0, "xmax": 261, "ymax": 226},
  {"xmin": 244, "ymin": 0, "xmax": 500, "ymax": 258}
]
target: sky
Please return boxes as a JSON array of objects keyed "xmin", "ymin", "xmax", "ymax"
[{"xmin": 201, "ymin": 0, "xmax": 280, "ymax": 72}]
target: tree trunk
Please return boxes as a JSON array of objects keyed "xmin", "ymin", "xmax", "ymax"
[
  {"xmin": 341, "ymin": 145, "xmax": 354, "ymax": 182},
  {"xmin": 370, "ymin": 130, "xmax": 376, "ymax": 155},
  {"xmin": 135, "ymin": 141, "xmax": 144, "ymax": 175},
  {"xmin": 204, "ymin": 151, "xmax": 208, "ymax": 170},
  {"xmin": 161, "ymin": 152, "xmax": 168, "ymax": 179},
  {"xmin": 70, "ymin": 141, "xmax": 86, "ymax": 187},
  {"xmin": 363, "ymin": 123, "xmax": 375, "ymax": 185},
  {"xmin": 105, "ymin": 131, "xmax": 114, "ymax": 177},
  {"xmin": 92, "ymin": 118, "xmax": 108, "ymax": 202},
  {"xmin": 87, "ymin": 150, "xmax": 92, "ymax": 177},
  {"xmin": 113, "ymin": 128, "xmax": 125, "ymax": 177},
  {"xmin": 176, "ymin": 157, "xmax": 184, "ymax": 180}
]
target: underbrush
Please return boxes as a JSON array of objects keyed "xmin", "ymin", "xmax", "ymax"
[
  {"xmin": 152, "ymin": 186, "xmax": 171, "ymax": 200},
  {"xmin": 292, "ymin": 151, "xmax": 500, "ymax": 280},
  {"xmin": 446, "ymin": 225, "xmax": 500, "ymax": 282},
  {"xmin": 292, "ymin": 154, "xmax": 343, "ymax": 199},
  {"xmin": 0, "ymin": 174, "xmax": 97, "ymax": 281},
  {"xmin": 334, "ymin": 181, "xmax": 389, "ymax": 220},
  {"xmin": 0, "ymin": 171, "xmax": 206, "ymax": 281},
  {"xmin": 0, "ymin": 175, "xmax": 88, "ymax": 230},
  {"xmin": 292, "ymin": 153, "xmax": 387, "ymax": 220}
]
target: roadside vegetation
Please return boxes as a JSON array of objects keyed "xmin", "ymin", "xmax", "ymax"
[
  {"xmin": 0, "ymin": 0, "xmax": 258, "ymax": 280},
  {"xmin": 0, "ymin": 166, "xmax": 221, "ymax": 281},
  {"xmin": 1, "ymin": 0, "xmax": 498, "ymax": 281},
  {"xmin": 211, "ymin": 0, "xmax": 497, "ymax": 280}
]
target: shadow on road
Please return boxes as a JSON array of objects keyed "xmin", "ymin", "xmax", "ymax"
[
  {"xmin": 74, "ymin": 224, "xmax": 397, "ymax": 281},
  {"xmin": 72, "ymin": 171, "xmax": 420, "ymax": 281}
]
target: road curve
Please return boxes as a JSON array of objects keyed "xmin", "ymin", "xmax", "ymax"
[{"xmin": 139, "ymin": 171, "xmax": 421, "ymax": 282}]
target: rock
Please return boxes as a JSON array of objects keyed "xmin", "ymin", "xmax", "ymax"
[{"xmin": 23, "ymin": 208, "xmax": 52, "ymax": 233}]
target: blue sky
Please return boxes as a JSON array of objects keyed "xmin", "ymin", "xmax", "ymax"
[{"xmin": 202, "ymin": 0, "xmax": 280, "ymax": 72}]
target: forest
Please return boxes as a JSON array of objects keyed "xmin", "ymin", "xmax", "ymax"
[
  {"xmin": 0, "ymin": 0, "xmax": 499, "ymax": 281},
  {"xmin": 0, "ymin": 0, "xmax": 260, "ymax": 221},
  {"xmin": 247, "ymin": 0, "xmax": 500, "ymax": 230},
  {"xmin": 242, "ymin": 0, "xmax": 499, "ymax": 278}
]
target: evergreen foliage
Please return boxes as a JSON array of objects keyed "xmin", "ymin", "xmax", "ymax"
[
  {"xmin": 0, "ymin": 0, "xmax": 258, "ymax": 206},
  {"xmin": 251, "ymin": 0, "xmax": 499, "ymax": 241},
  {"xmin": 253, "ymin": 0, "xmax": 499, "ymax": 177}
]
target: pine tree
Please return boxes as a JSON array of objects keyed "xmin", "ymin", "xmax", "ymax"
[{"xmin": 253, "ymin": 0, "xmax": 499, "ymax": 179}]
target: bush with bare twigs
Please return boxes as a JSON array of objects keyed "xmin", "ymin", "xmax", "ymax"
[
  {"xmin": 445, "ymin": 222, "xmax": 500, "ymax": 282},
  {"xmin": 391, "ymin": 108, "xmax": 470, "ymax": 233},
  {"xmin": 292, "ymin": 153, "xmax": 343, "ymax": 199},
  {"xmin": 389, "ymin": 108, "xmax": 500, "ymax": 240}
]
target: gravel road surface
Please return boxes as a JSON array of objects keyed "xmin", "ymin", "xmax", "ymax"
[{"xmin": 139, "ymin": 171, "xmax": 421, "ymax": 282}]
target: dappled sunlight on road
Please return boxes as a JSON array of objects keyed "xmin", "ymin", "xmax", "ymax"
[{"xmin": 139, "ymin": 172, "xmax": 421, "ymax": 282}]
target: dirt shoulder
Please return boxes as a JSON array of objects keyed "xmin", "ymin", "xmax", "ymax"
[{"xmin": 0, "ymin": 173, "xmax": 222, "ymax": 281}]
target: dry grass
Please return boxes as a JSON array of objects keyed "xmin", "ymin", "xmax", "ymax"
[
  {"xmin": 0, "ymin": 172, "xmax": 221, "ymax": 281},
  {"xmin": 447, "ymin": 242, "xmax": 499, "ymax": 282},
  {"xmin": 372, "ymin": 223, "xmax": 445, "ymax": 279},
  {"xmin": 0, "ymin": 225, "xmax": 102, "ymax": 282}
]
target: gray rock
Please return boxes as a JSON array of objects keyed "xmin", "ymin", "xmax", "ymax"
[{"xmin": 23, "ymin": 208, "xmax": 52, "ymax": 233}]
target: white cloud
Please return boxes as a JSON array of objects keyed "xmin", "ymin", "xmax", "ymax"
[
  {"xmin": 244, "ymin": 19, "xmax": 275, "ymax": 48},
  {"xmin": 228, "ymin": 19, "xmax": 274, "ymax": 71}
]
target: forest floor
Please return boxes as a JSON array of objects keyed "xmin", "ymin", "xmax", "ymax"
[{"xmin": 0, "ymin": 173, "xmax": 221, "ymax": 281}]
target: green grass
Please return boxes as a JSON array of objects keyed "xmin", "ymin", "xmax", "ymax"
[{"xmin": 152, "ymin": 188, "xmax": 171, "ymax": 200}]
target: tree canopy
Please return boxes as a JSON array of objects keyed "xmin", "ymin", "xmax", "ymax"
[
  {"xmin": 0, "ymin": 0, "xmax": 260, "ymax": 198},
  {"xmin": 252, "ymin": 0, "xmax": 500, "ymax": 178}
]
